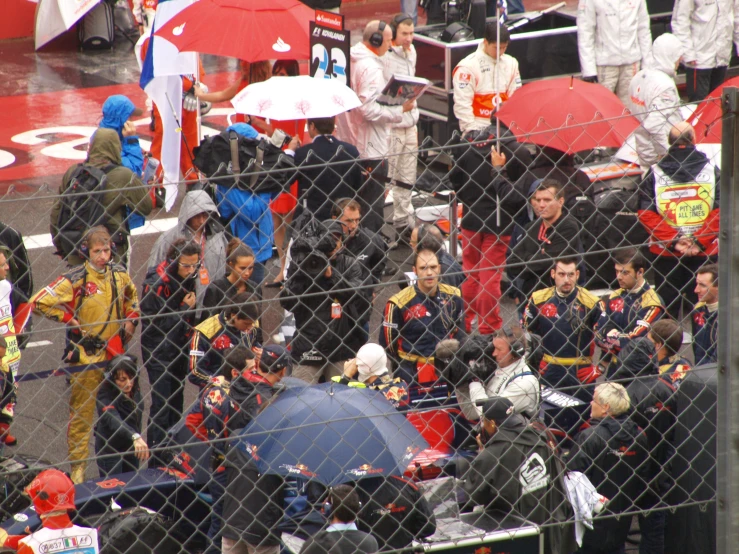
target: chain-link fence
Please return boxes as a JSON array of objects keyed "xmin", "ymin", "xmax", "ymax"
[{"xmin": 0, "ymin": 86, "xmax": 729, "ymax": 554}]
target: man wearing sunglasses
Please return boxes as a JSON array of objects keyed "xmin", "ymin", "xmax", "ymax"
[{"xmin": 140, "ymin": 238, "xmax": 202, "ymax": 456}]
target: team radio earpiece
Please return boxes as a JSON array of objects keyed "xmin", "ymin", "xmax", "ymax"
[
  {"xmin": 78, "ymin": 227, "xmax": 116, "ymax": 260},
  {"xmin": 368, "ymin": 21, "xmax": 387, "ymax": 48},
  {"xmin": 502, "ymin": 325, "xmax": 527, "ymax": 359},
  {"xmin": 390, "ymin": 13, "xmax": 412, "ymax": 40}
]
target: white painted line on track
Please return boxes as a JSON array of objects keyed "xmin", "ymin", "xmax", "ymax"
[
  {"xmin": 25, "ymin": 340, "xmax": 53, "ymax": 348},
  {"xmin": 23, "ymin": 217, "xmax": 179, "ymax": 251}
]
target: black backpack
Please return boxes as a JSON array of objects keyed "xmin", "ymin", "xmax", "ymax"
[
  {"xmin": 192, "ymin": 130, "xmax": 296, "ymax": 195},
  {"xmin": 52, "ymin": 163, "xmax": 114, "ymax": 259}
]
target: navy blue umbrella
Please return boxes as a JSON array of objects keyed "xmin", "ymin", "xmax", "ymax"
[{"xmin": 232, "ymin": 382, "xmax": 428, "ymax": 485}]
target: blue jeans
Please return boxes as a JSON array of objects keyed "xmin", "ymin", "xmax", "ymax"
[
  {"xmin": 401, "ymin": 0, "xmax": 418, "ymax": 23},
  {"xmin": 639, "ymin": 510, "xmax": 665, "ymax": 554},
  {"xmin": 205, "ymin": 468, "xmax": 229, "ymax": 554},
  {"xmin": 251, "ymin": 261, "xmax": 266, "ymax": 286}
]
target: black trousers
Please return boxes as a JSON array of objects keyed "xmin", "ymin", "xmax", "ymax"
[
  {"xmin": 358, "ymin": 159, "xmax": 387, "ymax": 234},
  {"xmin": 144, "ymin": 352, "xmax": 186, "ymax": 451},
  {"xmin": 685, "ymin": 66, "xmax": 727, "ymax": 102}
]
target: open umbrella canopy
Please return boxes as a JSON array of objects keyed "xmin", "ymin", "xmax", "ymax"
[
  {"xmin": 496, "ymin": 76, "xmax": 639, "ymax": 153},
  {"xmin": 688, "ymin": 76, "xmax": 739, "ymax": 144},
  {"xmin": 233, "ymin": 383, "xmax": 428, "ymax": 486},
  {"xmin": 231, "ymin": 76, "xmax": 362, "ymax": 119},
  {"xmin": 154, "ymin": 0, "xmax": 314, "ymax": 62},
  {"xmin": 35, "ymin": 0, "xmax": 100, "ymax": 49}
]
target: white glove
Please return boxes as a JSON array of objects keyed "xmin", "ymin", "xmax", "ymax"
[{"xmin": 183, "ymin": 92, "xmax": 198, "ymax": 112}]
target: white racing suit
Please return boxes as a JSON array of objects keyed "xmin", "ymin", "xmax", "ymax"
[
  {"xmin": 671, "ymin": 0, "xmax": 739, "ymax": 69},
  {"xmin": 627, "ymin": 33, "xmax": 684, "ymax": 169},
  {"xmin": 452, "ymin": 43, "xmax": 522, "ymax": 134},
  {"xmin": 132, "ymin": 0, "xmax": 158, "ymax": 34},
  {"xmin": 383, "ymin": 43, "xmax": 420, "ymax": 230},
  {"xmin": 576, "ymin": 0, "xmax": 652, "ymax": 103},
  {"xmin": 18, "ymin": 525, "xmax": 98, "ymax": 554}
]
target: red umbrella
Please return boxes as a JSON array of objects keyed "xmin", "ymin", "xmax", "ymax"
[
  {"xmin": 495, "ymin": 76, "xmax": 639, "ymax": 153},
  {"xmin": 155, "ymin": 0, "xmax": 314, "ymax": 62},
  {"xmin": 689, "ymin": 76, "xmax": 739, "ymax": 144}
]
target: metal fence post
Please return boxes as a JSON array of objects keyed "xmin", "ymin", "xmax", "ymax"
[{"xmin": 717, "ymin": 86, "xmax": 739, "ymax": 554}]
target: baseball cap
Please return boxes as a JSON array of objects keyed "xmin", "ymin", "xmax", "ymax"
[
  {"xmin": 259, "ymin": 344, "xmax": 291, "ymax": 373},
  {"xmin": 482, "ymin": 396, "xmax": 515, "ymax": 423},
  {"xmin": 102, "ymin": 94, "xmax": 144, "ymax": 118}
]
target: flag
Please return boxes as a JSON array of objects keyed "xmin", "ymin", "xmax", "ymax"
[
  {"xmin": 139, "ymin": 0, "xmax": 198, "ymax": 211},
  {"xmin": 63, "ymin": 538, "xmax": 78, "ymax": 548}
]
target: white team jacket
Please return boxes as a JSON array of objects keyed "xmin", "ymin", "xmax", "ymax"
[
  {"xmin": 628, "ymin": 33, "xmax": 684, "ymax": 167},
  {"xmin": 341, "ymin": 42, "xmax": 403, "ymax": 160},
  {"xmin": 577, "ymin": 0, "xmax": 653, "ymax": 77},
  {"xmin": 671, "ymin": 0, "xmax": 739, "ymax": 69},
  {"xmin": 382, "ymin": 44, "xmax": 420, "ymax": 129},
  {"xmin": 452, "ymin": 43, "xmax": 522, "ymax": 134}
]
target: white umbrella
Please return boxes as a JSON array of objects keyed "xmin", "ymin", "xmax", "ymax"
[
  {"xmin": 35, "ymin": 0, "xmax": 101, "ymax": 49},
  {"xmin": 231, "ymin": 75, "xmax": 361, "ymax": 120}
]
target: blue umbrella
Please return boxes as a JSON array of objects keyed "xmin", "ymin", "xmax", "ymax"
[{"xmin": 232, "ymin": 382, "xmax": 428, "ymax": 486}]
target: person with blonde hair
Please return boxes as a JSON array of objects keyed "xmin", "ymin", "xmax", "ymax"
[{"xmin": 566, "ymin": 381, "xmax": 650, "ymax": 553}]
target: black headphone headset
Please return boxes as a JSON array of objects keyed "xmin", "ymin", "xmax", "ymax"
[
  {"xmin": 389, "ymin": 13, "xmax": 412, "ymax": 40},
  {"xmin": 79, "ymin": 227, "xmax": 116, "ymax": 259},
  {"xmin": 501, "ymin": 325, "xmax": 527, "ymax": 359},
  {"xmin": 368, "ymin": 21, "xmax": 387, "ymax": 48},
  {"xmin": 108, "ymin": 354, "xmax": 138, "ymax": 376}
]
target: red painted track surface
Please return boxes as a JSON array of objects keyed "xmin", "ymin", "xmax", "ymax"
[{"xmin": 0, "ymin": 0, "xmax": 564, "ymax": 192}]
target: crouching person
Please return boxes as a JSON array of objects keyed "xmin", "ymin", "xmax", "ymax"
[
  {"xmin": 95, "ymin": 355, "xmax": 148, "ymax": 476},
  {"xmin": 461, "ymin": 397, "xmax": 574, "ymax": 553}
]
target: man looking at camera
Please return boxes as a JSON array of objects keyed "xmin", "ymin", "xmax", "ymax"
[
  {"xmin": 453, "ymin": 23, "xmax": 521, "ymax": 133},
  {"xmin": 31, "ymin": 226, "xmax": 140, "ymax": 483},
  {"xmin": 380, "ymin": 243, "xmax": 465, "ymax": 384}
]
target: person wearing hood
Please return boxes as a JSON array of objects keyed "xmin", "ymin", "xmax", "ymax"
[
  {"xmin": 342, "ymin": 20, "xmax": 415, "ymax": 233},
  {"xmin": 622, "ymin": 337, "xmax": 678, "ymax": 554},
  {"xmin": 333, "ymin": 343, "xmax": 410, "ymax": 409},
  {"xmin": 100, "ymin": 95, "xmax": 145, "ymax": 176},
  {"xmin": 51, "ymin": 128, "xmax": 154, "ymax": 267},
  {"xmin": 140, "ymin": 239, "xmax": 201, "ymax": 455},
  {"xmin": 627, "ymin": 33, "xmax": 685, "ymax": 170},
  {"xmin": 565, "ymin": 383, "xmax": 650, "ymax": 554},
  {"xmin": 638, "ymin": 122, "xmax": 719, "ymax": 319},
  {"xmin": 449, "ymin": 122, "xmax": 528, "ymax": 334},
  {"xmin": 452, "ymin": 23, "xmax": 522, "ymax": 134},
  {"xmin": 95, "ymin": 355, "xmax": 148, "ymax": 476},
  {"xmin": 148, "ymin": 190, "xmax": 228, "ymax": 309},
  {"xmin": 461, "ymin": 396, "xmax": 574, "ymax": 554},
  {"xmin": 671, "ymin": 0, "xmax": 738, "ymax": 101}
]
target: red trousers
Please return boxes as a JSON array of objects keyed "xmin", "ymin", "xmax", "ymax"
[{"xmin": 461, "ymin": 229, "xmax": 509, "ymax": 334}]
